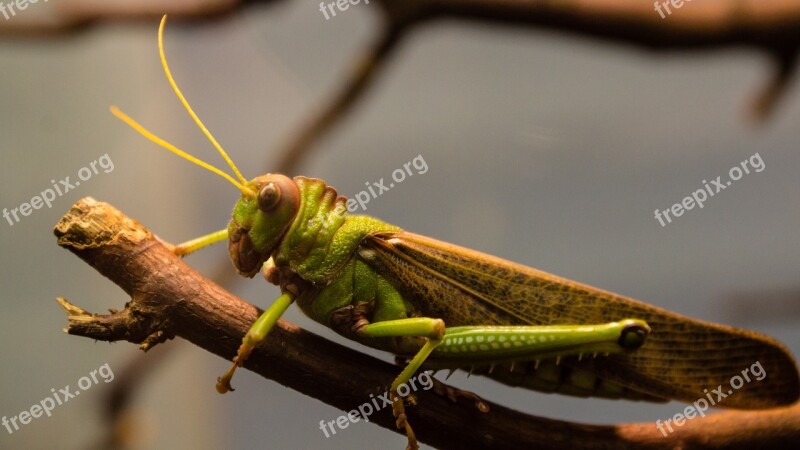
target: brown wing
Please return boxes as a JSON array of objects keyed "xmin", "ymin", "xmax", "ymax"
[{"xmin": 360, "ymin": 231, "xmax": 799, "ymax": 408}]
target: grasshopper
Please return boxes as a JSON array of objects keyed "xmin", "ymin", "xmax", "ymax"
[{"xmin": 110, "ymin": 16, "xmax": 800, "ymax": 449}]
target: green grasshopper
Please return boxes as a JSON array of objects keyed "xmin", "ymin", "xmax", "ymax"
[{"xmin": 110, "ymin": 16, "xmax": 799, "ymax": 449}]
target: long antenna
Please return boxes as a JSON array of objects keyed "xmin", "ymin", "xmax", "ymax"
[
  {"xmin": 109, "ymin": 15, "xmax": 255, "ymax": 197},
  {"xmin": 110, "ymin": 106, "xmax": 254, "ymax": 196},
  {"xmin": 157, "ymin": 15, "xmax": 249, "ymax": 187}
]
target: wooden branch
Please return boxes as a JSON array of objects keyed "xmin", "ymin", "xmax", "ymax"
[
  {"xmin": 5, "ymin": 1, "xmax": 800, "ymax": 122},
  {"xmin": 405, "ymin": 0, "xmax": 800, "ymax": 50},
  {"xmin": 402, "ymin": 0, "xmax": 800, "ymax": 122},
  {"xmin": 55, "ymin": 197, "xmax": 800, "ymax": 449},
  {"xmin": 8, "ymin": 0, "xmax": 800, "ymax": 52},
  {"xmin": 272, "ymin": 0, "xmax": 800, "ymax": 168}
]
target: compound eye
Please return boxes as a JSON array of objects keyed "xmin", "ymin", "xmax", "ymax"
[{"xmin": 257, "ymin": 182, "xmax": 281, "ymax": 212}]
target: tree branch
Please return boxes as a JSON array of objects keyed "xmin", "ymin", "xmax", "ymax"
[
  {"xmin": 55, "ymin": 197, "xmax": 800, "ymax": 449},
  {"xmin": 5, "ymin": 0, "xmax": 800, "ymax": 123}
]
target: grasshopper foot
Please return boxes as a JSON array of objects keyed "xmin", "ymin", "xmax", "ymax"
[
  {"xmin": 391, "ymin": 390, "xmax": 419, "ymax": 450},
  {"xmin": 432, "ymin": 377, "xmax": 490, "ymax": 413},
  {"xmin": 216, "ymin": 359, "xmax": 240, "ymax": 393},
  {"xmin": 216, "ymin": 342, "xmax": 254, "ymax": 394}
]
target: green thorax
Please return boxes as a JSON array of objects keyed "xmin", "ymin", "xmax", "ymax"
[{"xmin": 273, "ymin": 176, "xmax": 399, "ymax": 285}]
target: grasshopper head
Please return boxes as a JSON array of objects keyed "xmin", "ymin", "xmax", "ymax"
[
  {"xmin": 228, "ymin": 174, "xmax": 300, "ymax": 277},
  {"xmin": 109, "ymin": 17, "xmax": 302, "ymax": 277}
]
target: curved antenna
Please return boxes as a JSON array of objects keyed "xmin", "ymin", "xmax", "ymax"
[
  {"xmin": 110, "ymin": 106, "xmax": 254, "ymax": 197},
  {"xmin": 157, "ymin": 15, "xmax": 249, "ymax": 187}
]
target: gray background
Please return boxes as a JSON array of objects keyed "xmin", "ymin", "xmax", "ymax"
[{"xmin": 1, "ymin": 2, "xmax": 798, "ymax": 449}]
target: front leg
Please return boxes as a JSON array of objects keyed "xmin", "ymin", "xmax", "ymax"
[
  {"xmin": 216, "ymin": 291, "xmax": 295, "ymax": 393},
  {"xmin": 172, "ymin": 228, "xmax": 229, "ymax": 256}
]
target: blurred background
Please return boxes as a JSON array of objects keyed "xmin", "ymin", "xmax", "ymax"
[{"xmin": 1, "ymin": 1, "xmax": 798, "ymax": 449}]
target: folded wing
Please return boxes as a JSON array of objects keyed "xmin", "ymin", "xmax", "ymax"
[{"xmin": 360, "ymin": 231, "xmax": 799, "ymax": 408}]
